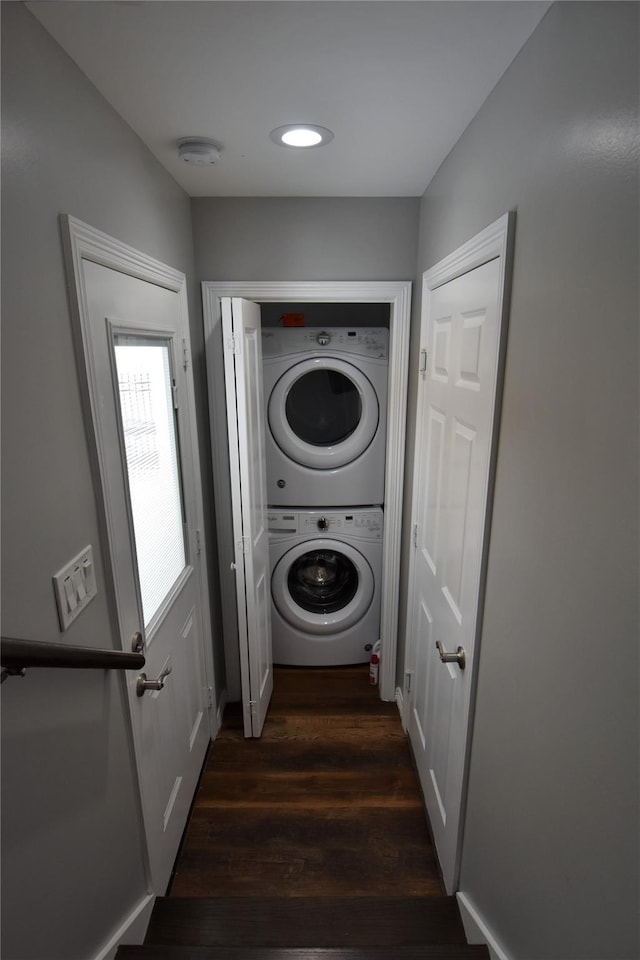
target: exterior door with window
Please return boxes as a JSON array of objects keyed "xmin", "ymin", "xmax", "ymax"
[{"xmin": 64, "ymin": 219, "xmax": 210, "ymax": 894}]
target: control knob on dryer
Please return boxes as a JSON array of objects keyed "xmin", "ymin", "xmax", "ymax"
[
  {"xmin": 317, "ymin": 516, "xmax": 329, "ymax": 531},
  {"xmin": 316, "ymin": 331, "xmax": 331, "ymax": 346}
]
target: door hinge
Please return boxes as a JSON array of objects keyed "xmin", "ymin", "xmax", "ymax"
[
  {"xmin": 206, "ymin": 685, "xmax": 214, "ymax": 709},
  {"xmin": 419, "ymin": 348, "xmax": 428, "ymax": 376},
  {"xmin": 171, "ymin": 380, "xmax": 179, "ymax": 409},
  {"xmin": 249, "ymin": 699, "xmax": 258, "ymax": 716},
  {"xmin": 405, "ymin": 671, "xmax": 413, "ymax": 695},
  {"xmin": 195, "ymin": 529, "xmax": 202, "ymax": 557},
  {"xmin": 182, "ymin": 338, "xmax": 190, "ymax": 370},
  {"xmin": 413, "ymin": 523, "xmax": 418, "ymax": 548},
  {"xmin": 236, "ymin": 536, "xmax": 249, "ymax": 556},
  {"xmin": 227, "ymin": 334, "xmax": 240, "ymax": 354}
]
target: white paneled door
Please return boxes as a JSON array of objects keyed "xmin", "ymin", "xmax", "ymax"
[
  {"xmin": 222, "ymin": 298, "xmax": 273, "ymax": 737},
  {"xmin": 63, "ymin": 218, "xmax": 211, "ymax": 894},
  {"xmin": 406, "ymin": 215, "xmax": 513, "ymax": 892}
]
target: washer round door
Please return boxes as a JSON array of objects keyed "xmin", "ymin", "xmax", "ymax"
[
  {"xmin": 268, "ymin": 357, "xmax": 379, "ymax": 469},
  {"xmin": 271, "ymin": 539, "xmax": 374, "ymax": 635}
]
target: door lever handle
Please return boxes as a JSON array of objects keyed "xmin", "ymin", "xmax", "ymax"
[
  {"xmin": 435, "ymin": 641, "xmax": 466, "ymax": 670},
  {"xmin": 136, "ymin": 663, "xmax": 172, "ymax": 697}
]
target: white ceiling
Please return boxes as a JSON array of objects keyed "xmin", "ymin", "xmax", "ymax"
[{"xmin": 27, "ymin": 1, "xmax": 550, "ymax": 197}]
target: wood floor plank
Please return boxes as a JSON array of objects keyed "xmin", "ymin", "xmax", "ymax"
[
  {"xmin": 120, "ymin": 947, "xmax": 489, "ymax": 959},
  {"xmin": 181, "ymin": 805, "xmax": 437, "ymax": 846},
  {"xmin": 217, "ymin": 712, "xmax": 406, "ymax": 744},
  {"xmin": 196, "ymin": 770, "xmax": 423, "ymax": 807},
  {"xmin": 221, "ymin": 715, "xmax": 407, "ymax": 743},
  {"xmin": 208, "ymin": 738, "xmax": 414, "ymax": 772},
  {"xmin": 147, "ymin": 897, "xmax": 468, "ymax": 947}
]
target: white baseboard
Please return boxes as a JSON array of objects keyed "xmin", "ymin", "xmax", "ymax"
[
  {"xmin": 457, "ymin": 892, "xmax": 511, "ymax": 960},
  {"xmin": 395, "ymin": 685, "xmax": 407, "ymax": 729},
  {"xmin": 215, "ymin": 688, "xmax": 228, "ymax": 737},
  {"xmin": 93, "ymin": 893, "xmax": 155, "ymax": 960}
]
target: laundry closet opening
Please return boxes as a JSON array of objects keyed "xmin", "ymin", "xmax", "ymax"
[
  {"xmin": 202, "ymin": 281, "xmax": 411, "ymax": 733},
  {"xmin": 259, "ymin": 303, "xmax": 390, "ymax": 683}
]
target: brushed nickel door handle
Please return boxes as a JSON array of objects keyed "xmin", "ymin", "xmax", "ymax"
[
  {"xmin": 136, "ymin": 663, "xmax": 172, "ymax": 697},
  {"xmin": 435, "ymin": 641, "xmax": 466, "ymax": 670}
]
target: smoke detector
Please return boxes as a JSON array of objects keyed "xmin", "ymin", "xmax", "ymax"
[{"xmin": 177, "ymin": 138, "xmax": 222, "ymax": 165}]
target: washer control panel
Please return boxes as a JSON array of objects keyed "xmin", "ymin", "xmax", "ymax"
[
  {"xmin": 262, "ymin": 327, "xmax": 389, "ymax": 360},
  {"xmin": 268, "ymin": 509, "xmax": 383, "ymax": 539},
  {"xmin": 267, "ymin": 513, "xmax": 299, "ymax": 533}
]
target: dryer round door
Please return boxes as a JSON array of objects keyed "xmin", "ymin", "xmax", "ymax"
[
  {"xmin": 271, "ymin": 539, "xmax": 374, "ymax": 635},
  {"xmin": 268, "ymin": 357, "xmax": 379, "ymax": 469}
]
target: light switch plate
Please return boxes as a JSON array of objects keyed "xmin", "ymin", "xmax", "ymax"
[{"xmin": 53, "ymin": 545, "xmax": 97, "ymax": 631}]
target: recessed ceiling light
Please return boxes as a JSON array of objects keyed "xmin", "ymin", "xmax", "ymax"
[{"xmin": 270, "ymin": 124, "xmax": 334, "ymax": 149}]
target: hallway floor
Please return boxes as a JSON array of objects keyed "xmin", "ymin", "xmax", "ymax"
[{"xmin": 169, "ymin": 665, "xmax": 444, "ymax": 898}]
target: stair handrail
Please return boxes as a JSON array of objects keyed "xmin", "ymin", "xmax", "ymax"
[{"xmin": 0, "ymin": 636, "xmax": 145, "ymax": 683}]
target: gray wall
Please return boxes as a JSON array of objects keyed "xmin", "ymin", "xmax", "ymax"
[
  {"xmin": 192, "ymin": 197, "xmax": 420, "ymax": 281},
  {"xmin": 0, "ymin": 5, "xmax": 215, "ymax": 957},
  {"xmin": 405, "ymin": 3, "xmax": 638, "ymax": 956}
]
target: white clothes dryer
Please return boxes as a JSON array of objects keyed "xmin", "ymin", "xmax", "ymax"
[
  {"xmin": 262, "ymin": 327, "xmax": 388, "ymax": 506},
  {"xmin": 268, "ymin": 508, "xmax": 383, "ymax": 666}
]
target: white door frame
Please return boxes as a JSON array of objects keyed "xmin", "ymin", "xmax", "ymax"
[
  {"xmin": 404, "ymin": 212, "xmax": 515, "ymax": 891},
  {"xmin": 203, "ymin": 280, "xmax": 411, "ymax": 703},
  {"xmin": 61, "ymin": 215, "xmax": 218, "ymax": 876}
]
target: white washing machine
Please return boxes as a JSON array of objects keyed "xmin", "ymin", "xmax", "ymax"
[
  {"xmin": 269, "ymin": 507, "xmax": 383, "ymax": 666},
  {"xmin": 262, "ymin": 327, "xmax": 388, "ymax": 506}
]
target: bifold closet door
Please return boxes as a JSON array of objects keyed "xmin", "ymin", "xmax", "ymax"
[{"xmin": 222, "ymin": 297, "xmax": 273, "ymax": 738}]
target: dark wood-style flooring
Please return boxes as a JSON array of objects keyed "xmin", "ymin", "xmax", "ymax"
[
  {"xmin": 128, "ymin": 667, "xmax": 489, "ymax": 958},
  {"xmin": 169, "ymin": 665, "xmax": 444, "ymax": 899}
]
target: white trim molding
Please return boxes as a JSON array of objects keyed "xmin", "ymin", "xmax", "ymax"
[
  {"xmin": 202, "ymin": 280, "xmax": 412, "ymax": 702},
  {"xmin": 457, "ymin": 892, "xmax": 512, "ymax": 960},
  {"xmin": 92, "ymin": 894, "xmax": 155, "ymax": 960},
  {"xmin": 215, "ymin": 687, "xmax": 228, "ymax": 737},
  {"xmin": 423, "ymin": 213, "xmax": 514, "ymax": 292}
]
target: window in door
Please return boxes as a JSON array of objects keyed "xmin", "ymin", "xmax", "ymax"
[{"xmin": 114, "ymin": 335, "xmax": 186, "ymax": 628}]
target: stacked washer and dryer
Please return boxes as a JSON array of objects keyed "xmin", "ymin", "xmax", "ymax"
[{"xmin": 263, "ymin": 326, "xmax": 389, "ymax": 666}]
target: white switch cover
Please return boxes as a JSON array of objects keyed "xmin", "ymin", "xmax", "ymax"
[{"xmin": 53, "ymin": 545, "xmax": 97, "ymax": 631}]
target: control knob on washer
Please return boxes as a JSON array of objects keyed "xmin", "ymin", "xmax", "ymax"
[
  {"xmin": 316, "ymin": 331, "xmax": 330, "ymax": 346},
  {"xmin": 317, "ymin": 516, "xmax": 329, "ymax": 531}
]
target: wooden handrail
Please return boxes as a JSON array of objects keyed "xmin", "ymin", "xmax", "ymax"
[{"xmin": 0, "ymin": 637, "xmax": 145, "ymax": 683}]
